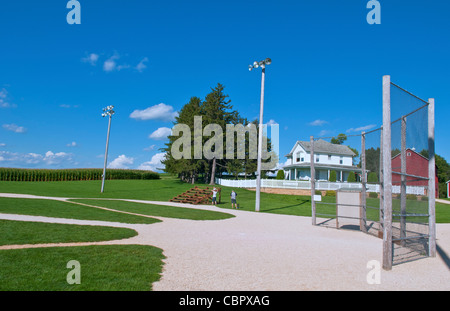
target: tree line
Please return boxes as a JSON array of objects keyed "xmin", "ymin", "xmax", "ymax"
[{"xmin": 162, "ymin": 83, "xmax": 277, "ymax": 184}]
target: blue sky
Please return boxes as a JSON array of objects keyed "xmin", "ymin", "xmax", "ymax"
[{"xmin": 0, "ymin": 0, "xmax": 449, "ymax": 171}]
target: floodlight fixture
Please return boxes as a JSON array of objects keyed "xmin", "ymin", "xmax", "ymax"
[
  {"xmin": 248, "ymin": 58, "xmax": 271, "ymax": 71},
  {"xmin": 102, "ymin": 105, "xmax": 115, "ymax": 118}
]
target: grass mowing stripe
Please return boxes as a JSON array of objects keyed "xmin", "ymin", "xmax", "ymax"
[
  {"xmin": 0, "ymin": 219, "xmax": 138, "ymax": 246},
  {"xmin": 0, "ymin": 245, "xmax": 165, "ymax": 291},
  {"xmin": 0, "ymin": 197, "xmax": 160, "ymax": 224},
  {"xmin": 70, "ymin": 199, "xmax": 235, "ymax": 220}
]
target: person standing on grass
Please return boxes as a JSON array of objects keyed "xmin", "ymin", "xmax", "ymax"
[
  {"xmin": 211, "ymin": 187, "xmax": 218, "ymax": 205},
  {"xmin": 230, "ymin": 190, "xmax": 238, "ymax": 209}
]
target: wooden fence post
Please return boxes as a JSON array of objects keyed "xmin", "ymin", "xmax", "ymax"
[
  {"xmin": 382, "ymin": 75, "xmax": 393, "ymax": 271},
  {"xmin": 428, "ymin": 98, "xmax": 436, "ymax": 257},
  {"xmin": 310, "ymin": 136, "xmax": 316, "ymax": 226}
]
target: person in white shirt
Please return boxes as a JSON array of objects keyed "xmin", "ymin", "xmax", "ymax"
[
  {"xmin": 211, "ymin": 187, "xmax": 218, "ymax": 205},
  {"xmin": 230, "ymin": 190, "xmax": 238, "ymax": 209}
]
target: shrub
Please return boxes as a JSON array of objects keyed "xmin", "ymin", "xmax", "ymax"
[
  {"xmin": 329, "ymin": 170, "xmax": 337, "ymax": 182},
  {"xmin": 325, "ymin": 190, "xmax": 336, "ymax": 197},
  {"xmin": 276, "ymin": 170, "xmax": 285, "ymax": 180},
  {"xmin": 315, "ymin": 190, "xmax": 322, "ymax": 195},
  {"xmin": 369, "ymin": 192, "xmax": 378, "ymax": 198},
  {"xmin": 347, "ymin": 171, "xmax": 356, "ymax": 182},
  {"xmin": 367, "ymin": 172, "xmax": 378, "ymax": 183},
  {"xmin": 406, "ymin": 194, "xmax": 417, "ymax": 200}
]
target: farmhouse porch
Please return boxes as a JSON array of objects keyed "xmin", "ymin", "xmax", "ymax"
[{"xmin": 283, "ymin": 163, "xmax": 364, "ymax": 182}]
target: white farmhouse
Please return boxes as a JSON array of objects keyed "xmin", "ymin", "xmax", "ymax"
[{"xmin": 283, "ymin": 139, "xmax": 362, "ymax": 182}]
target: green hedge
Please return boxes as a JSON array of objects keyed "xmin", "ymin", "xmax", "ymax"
[
  {"xmin": 0, "ymin": 168, "xmax": 159, "ymax": 182},
  {"xmin": 325, "ymin": 190, "xmax": 336, "ymax": 197}
]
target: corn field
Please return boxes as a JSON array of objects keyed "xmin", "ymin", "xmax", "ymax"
[{"xmin": 0, "ymin": 168, "xmax": 159, "ymax": 182}]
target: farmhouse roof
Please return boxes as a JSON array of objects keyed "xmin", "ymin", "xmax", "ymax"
[{"xmin": 285, "ymin": 139, "xmax": 356, "ymax": 157}]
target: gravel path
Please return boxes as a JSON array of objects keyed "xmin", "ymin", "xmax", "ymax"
[{"xmin": 0, "ymin": 193, "xmax": 449, "ymax": 291}]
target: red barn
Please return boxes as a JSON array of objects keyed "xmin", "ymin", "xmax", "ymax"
[{"xmin": 392, "ymin": 148, "xmax": 439, "ymax": 198}]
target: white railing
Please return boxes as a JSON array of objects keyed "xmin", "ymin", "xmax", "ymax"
[{"xmin": 215, "ymin": 178, "xmax": 426, "ymax": 195}]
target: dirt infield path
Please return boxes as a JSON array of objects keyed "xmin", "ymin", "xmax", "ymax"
[{"xmin": 0, "ymin": 193, "xmax": 449, "ymax": 291}]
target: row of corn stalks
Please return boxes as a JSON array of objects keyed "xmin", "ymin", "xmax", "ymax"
[{"xmin": 0, "ymin": 168, "xmax": 159, "ymax": 182}]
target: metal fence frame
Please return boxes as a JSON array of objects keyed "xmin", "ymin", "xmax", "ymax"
[{"xmin": 310, "ymin": 75, "xmax": 436, "ymax": 271}]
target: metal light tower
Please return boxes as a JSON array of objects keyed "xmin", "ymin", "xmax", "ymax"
[
  {"xmin": 101, "ymin": 105, "xmax": 115, "ymax": 193},
  {"xmin": 249, "ymin": 58, "xmax": 271, "ymax": 212}
]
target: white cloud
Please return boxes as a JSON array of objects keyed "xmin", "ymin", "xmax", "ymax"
[
  {"xmin": 59, "ymin": 104, "xmax": 79, "ymax": 109},
  {"xmin": 138, "ymin": 152, "xmax": 166, "ymax": 172},
  {"xmin": 144, "ymin": 144, "xmax": 156, "ymax": 151},
  {"xmin": 82, "ymin": 53, "xmax": 99, "ymax": 65},
  {"xmin": 266, "ymin": 119, "xmax": 278, "ymax": 125},
  {"xmin": 136, "ymin": 57, "xmax": 149, "ymax": 72},
  {"xmin": 130, "ymin": 103, "xmax": 178, "ymax": 122},
  {"xmin": 84, "ymin": 52, "xmax": 147, "ymax": 74},
  {"xmin": 43, "ymin": 151, "xmax": 73, "ymax": 165},
  {"xmin": 0, "ymin": 100, "xmax": 13, "ymax": 108},
  {"xmin": 318, "ymin": 129, "xmax": 333, "ymax": 137},
  {"xmin": 66, "ymin": 141, "xmax": 77, "ymax": 147},
  {"xmin": 309, "ymin": 120, "xmax": 328, "ymax": 126},
  {"xmin": 103, "ymin": 54, "xmax": 119, "ymax": 72},
  {"xmin": 3, "ymin": 124, "xmax": 26, "ymax": 133},
  {"xmin": 0, "ymin": 88, "xmax": 17, "ymax": 108},
  {"xmin": 346, "ymin": 124, "xmax": 377, "ymax": 133},
  {"xmin": 102, "ymin": 53, "xmax": 132, "ymax": 72},
  {"xmin": 108, "ymin": 154, "xmax": 134, "ymax": 169},
  {"xmin": 149, "ymin": 127, "xmax": 172, "ymax": 140},
  {"xmin": 0, "ymin": 150, "xmax": 73, "ymax": 166},
  {"xmin": 0, "ymin": 143, "xmax": 5, "ymax": 147}
]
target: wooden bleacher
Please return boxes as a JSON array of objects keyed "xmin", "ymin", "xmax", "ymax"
[{"xmin": 169, "ymin": 186, "xmax": 221, "ymax": 205}]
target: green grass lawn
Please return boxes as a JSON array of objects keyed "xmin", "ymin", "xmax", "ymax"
[
  {"xmin": 70, "ymin": 199, "xmax": 234, "ymax": 220},
  {"xmin": 0, "ymin": 245, "xmax": 164, "ymax": 290},
  {"xmin": 0, "ymin": 219, "xmax": 165, "ymax": 290},
  {"xmin": 0, "ymin": 197, "xmax": 160, "ymax": 224},
  {"xmin": 0, "ymin": 178, "xmax": 192, "ymax": 201},
  {"xmin": 0, "ymin": 219, "xmax": 138, "ymax": 246}
]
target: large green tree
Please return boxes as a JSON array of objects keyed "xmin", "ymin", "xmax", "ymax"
[
  {"xmin": 163, "ymin": 83, "xmax": 278, "ymax": 185},
  {"xmin": 162, "ymin": 96, "xmax": 204, "ymax": 184},
  {"xmin": 163, "ymin": 83, "xmax": 243, "ymax": 184},
  {"xmin": 201, "ymin": 83, "xmax": 240, "ymax": 184}
]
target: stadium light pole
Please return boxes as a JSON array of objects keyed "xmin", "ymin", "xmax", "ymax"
[
  {"xmin": 101, "ymin": 105, "xmax": 115, "ymax": 193},
  {"xmin": 249, "ymin": 58, "xmax": 271, "ymax": 212}
]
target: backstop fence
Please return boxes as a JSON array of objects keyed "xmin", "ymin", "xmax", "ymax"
[{"xmin": 311, "ymin": 75, "xmax": 436, "ymax": 270}]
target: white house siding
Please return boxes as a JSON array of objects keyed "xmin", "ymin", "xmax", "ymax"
[
  {"xmin": 291, "ymin": 144, "xmax": 353, "ymax": 166},
  {"xmin": 293, "ymin": 145, "xmax": 308, "ymax": 164}
]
